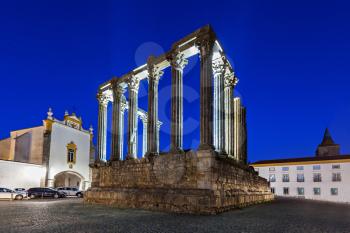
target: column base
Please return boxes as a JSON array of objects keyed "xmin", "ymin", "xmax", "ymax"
[
  {"xmin": 170, "ymin": 147, "xmax": 185, "ymax": 154},
  {"xmin": 125, "ymin": 155, "xmax": 137, "ymax": 160},
  {"xmin": 144, "ymin": 151, "xmax": 159, "ymax": 158},
  {"xmin": 198, "ymin": 143, "xmax": 215, "ymax": 151}
]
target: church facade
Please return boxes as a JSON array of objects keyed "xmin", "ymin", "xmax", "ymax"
[
  {"xmin": 0, "ymin": 108, "xmax": 94, "ymax": 190},
  {"xmin": 252, "ymin": 129, "xmax": 350, "ymax": 203}
]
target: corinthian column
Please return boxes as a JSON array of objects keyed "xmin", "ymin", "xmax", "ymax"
[
  {"xmin": 146, "ymin": 59, "xmax": 164, "ymax": 156},
  {"xmin": 224, "ymin": 69, "xmax": 238, "ymax": 158},
  {"xmin": 168, "ymin": 51, "xmax": 188, "ymax": 153},
  {"xmin": 110, "ymin": 81, "xmax": 125, "ymax": 161},
  {"xmin": 96, "ymin": 92, "xmax": 109, "ymax": 162},
  {"xmin": 127, "ymin": 75, "xmax": 140, "ymax": 159},
  {"xmin": 140, "ymin": 114, "xmax": 148, "ymax": 157},
  {"xmin": 120, "ymin": 99, "xmax": 127, "ymax": 159},
  {"xmin": 197, "ymin": 35, "xmax": 215, "ymax": 150},
  {"xmin": 213, "ymin": 60, "xmax": 226, "ymax": 155},
  {"xmin": 234, "ymin": 97, "xmax": 241, "ymax": 161}
]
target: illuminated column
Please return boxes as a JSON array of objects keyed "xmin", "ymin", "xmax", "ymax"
[
  {"xmin": 140, "ymin": 114, "xmax": 148, "ymax": 157},
  {"xmin": 197, "ymin": 36, "xmax": 215, "ymax": 150},
  {"xmin": 234, "ymin": 97, "xmax": 241, "ymax": 160},
  {"xmin": 224, "ymin": 70, "xmax": 237, "ymax": 157},
  {"xmin": 213, "ymin": 60, "xmax": 226, "ymax": 154},
  {"xmin": 127, "ymin": 75, "xmax": 140, "ymax": 159},
  {"xmin": 242, "ymin": 106, "xmax": 247, "ymax": 164},
  {"xmin": 157, "ymin": 121, "xmax": 162, "ymax": 152},
  {"xmin": 169, "ymin": 51, "xmax": 188, "ymax": 153},
  {"xmin": 146, "ymin": 59, "xmax": 164, "ymax": 155},
  {"xmin": 119, "ymin": 98, "xmax": 127, "ymax": 159},
  {"xmin": 110, "ymin": 81, "xmax": 125, "ymax": 161},
  {"xmin": 96, "ymin": 92, "xmax": 109, "ymax": 162}
]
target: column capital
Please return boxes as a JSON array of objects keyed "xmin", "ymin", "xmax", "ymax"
[
  {"xmin": 147, "ymin": 63, "xmax": 164, "ymax": 83},
  {"xmin": 168, "ymin": 51, "xmax": 188, "ymax": 71},
  {"xmin": 212, "ymin": 60, "xmax": 225, "ymax": 77},
  {"xmin": 224, "ymin": 70, "xmax": 239, "ymax": 88},
  {"xmin": 96, "ymin": 92, "xmax": 110, "ymax": 107},
  {"xmin": 111, "ymin": 80, "xmax": 125, "ymax": 96},
  {"xmin": 196, "ymin": 34, "xmax": 215, "ymax": 58},
  {"xmin": 128, "ymin": 75, "xmax": 140, "ymax": 92}
]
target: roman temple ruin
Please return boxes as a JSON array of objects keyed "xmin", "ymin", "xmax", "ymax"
[{"xmin": 85, "ymin": 25, "xmax": 273, "ymax": 214}]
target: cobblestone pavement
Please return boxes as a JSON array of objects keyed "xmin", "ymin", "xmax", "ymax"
[{"xmin": 0, "ymin": 198, "xmax": 349, "ymax": 233}]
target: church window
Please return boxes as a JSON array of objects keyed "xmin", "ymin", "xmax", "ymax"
[
  {"xmin": 332, "ymin": 173, "xmax": 341, "ymax": 182},
  {"xmin": 269, "ymin": 174, "xmax": 276, "ymax": 182},
  {"xmin": 331, "ymin": 188, "xmax": 338, "ymax": 196},
  {"xmin": 313, "ymin": 173, "xmax": 322, "ymax": 182},
  {"xmin": 283, "ymin": 187, "xmax": 289, "ymax": 195},
  {"xmin": 313, "ymin": 188, "xmax": 321, "ymax": 195},
  {"xmin": 66, "ymin": 142, "xmax": 77, "ymax": 165},
  {"xmin": 297, "ymin": 187, "xmax": 304, "ymax": 195},
  {"xmin": 297, "ymin": 174, "xmax": 304, "ymax": 182},
  {"xmin": 282, "ymin": 174, "xmax": 289, "ymax": 182}
]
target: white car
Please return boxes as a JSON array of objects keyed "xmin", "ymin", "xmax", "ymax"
[
  {"xmin": 14, "ymin": 188, "xmax": 28, "ymax": 198},
  {"xmin": 56, "ymin": 187, "xmax": 83, "ymax": 197},
  {"xmin": 0, "ymin": 187, "xmax": 24, "ymax": 200}
]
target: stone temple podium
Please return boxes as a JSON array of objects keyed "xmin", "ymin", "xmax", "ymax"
[{"xmin": 84, "ymin": 25, "xmax": 273, "ymax": 214}]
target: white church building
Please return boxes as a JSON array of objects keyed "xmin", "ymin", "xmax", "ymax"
[{"xmin": 0, "ymin": 108, "xmax": 95, "ymax": 190}]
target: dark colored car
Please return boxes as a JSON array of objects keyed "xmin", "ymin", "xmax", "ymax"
[{"xmin": 27, "ymin": 188, "xmax": 66, "ymax": 199}]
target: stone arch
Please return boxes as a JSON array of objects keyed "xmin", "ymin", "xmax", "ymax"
[{"xmin": 53, "ymin": 170, "xmax": 85, "ymax": 190}]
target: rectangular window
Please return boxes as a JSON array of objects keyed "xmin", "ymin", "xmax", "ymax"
[
  {"xmin": 297, "ymin": 174, "xmax": 305, "ymax": 182},
  {"xmin": 331, "ymin": 188, "xmax": 338, "ymax": 196},
  {"xmin": 271, "ymin": 188, "xmax": 275, "ymax": 194},
  {"xmin": 283, "ymin": 187, "xmax": 289, "ymax": 195},
  {"xmin": 282, "ymin": 167, "xmax": 289, "ymax": 171},
  {"xmin": 332, "ymin": 173, "xmax": 341, "ymax": 182},
  {"xmin": 313, "ymin": 188, "xmax": 321, "ymax": 195},
  {"xmin": 297, "ymin": 187, "xmax": 304, "ymax": 195},
  {"xmin": 296, "ymin": 166, "xmax": 304, "ymax": 171},
  {"xmin": 269, "ymin": 174, "xmax": 276, "ymax": 182},
  {"xmin": 313, "ymin": 165, "xmax": 321, "ymax": 170},
  {"xmin": 269, "ymin": 167, "xmax": 275, "ymax": 172},
  {"xmin": 332, "ymin": 164, "xmax": 340, "ymax": 169},
  {"xmin": 282, "ymin": 174, "xmax": 290, "ymax": 182},
  {"xmin": 313, "ymin": 173, "xmax": 322, "ymax": 182}
]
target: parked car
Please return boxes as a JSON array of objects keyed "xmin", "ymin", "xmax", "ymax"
[
  {"xmin": 0, "ymin": 187, "xmax": 24, "ymax": 200},
  {"xmin": 27, "ymin": 188, "xmax": 66, "ymax": 199},
  {"xmin": 57, "ymin": 187, "xmax": 84, "ymax": 197},
  {"xmin": 14, "ymin": 188, "xmax": 28, "ymax": 198}
]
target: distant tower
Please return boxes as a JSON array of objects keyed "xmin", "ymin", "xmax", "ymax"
[{"xmin": 316, "ymin": 128, "xmax": 340, "ymax": 157}]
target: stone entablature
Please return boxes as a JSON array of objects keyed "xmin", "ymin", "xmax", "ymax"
[{"xmin": 85, "ymin": 150, "xmax": 273, "ymax": 214}]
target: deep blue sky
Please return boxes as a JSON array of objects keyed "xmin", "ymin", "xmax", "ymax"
[{"xmin": 1, "ymin": 0, "xmax": 350, "ymax": 162}]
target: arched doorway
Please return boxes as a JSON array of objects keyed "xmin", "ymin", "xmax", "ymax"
[{"xmin": 54, "ymin": 171, "xmax": 85, "ymax": 190}]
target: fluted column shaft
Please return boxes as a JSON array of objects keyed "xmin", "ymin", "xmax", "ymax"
[
  {"xmin": 110, "ymin": 83, "xmax": 125, "ymax": 161},
  {"xmin": 119, "ymin": 103, "xmax": 126, "ymax": 159},
  {"xmin": 234, "ymin": 97, "xmax": 241, "ymax": 160},
  {"xmin": 96, "ymin": 93, "xmax": 109, "ymax": 162},
  {"xmin": 197, "ymin": 37, "xmax": 215, "ymax": 150},
  {"xmin": 127, "ymin": 76, "xmax": 140, "ymax": 159},
  {"xmin": 213, "ymin": 62, "xmax": 226, "ymax": 154},
  {"xmin": 146, "ymin": 61, "xmax": 163, "ymax": 155},
  {"xmin": 141, "ymin": 116, "xmax": 148, "ymax": 157},
  {"xmin": 157, "ymin": 121, "xmax": 162, "ymax": 152},
  {"xmin": 169, "ymin": 52, "xmax": 188, "ymax": 153},
  {"xmin": 224, "ymin": 72, "xmax": 236, "ymax": 157}
]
